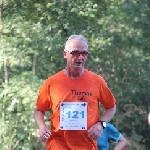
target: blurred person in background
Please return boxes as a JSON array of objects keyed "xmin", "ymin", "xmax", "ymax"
[
  {"xmin": 148, "ymin": 112, "xmax": 150, "ymax": 125},
  {"xmin": 97, "ymin": 123, "xmax": 127, "ymax": 150}
]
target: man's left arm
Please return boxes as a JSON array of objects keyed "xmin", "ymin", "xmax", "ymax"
[
  {"xmin": 100, "ymin": 105, "xmax": 116, "ymax": 122},
  {"xmin": 88, "ymin": 105, "xmax": 116, "ymax": 140}
]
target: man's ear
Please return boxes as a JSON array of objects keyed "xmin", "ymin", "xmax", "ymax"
[{"xmin": 63, "ymin": 50, "xmax": 67, "ymax": 59}]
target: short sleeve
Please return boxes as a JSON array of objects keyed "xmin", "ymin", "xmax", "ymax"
[
  {"xmin": 108, "ymin": 124, "xmax": 121, "ymax": 142},
  {"xmin": 36, "ymin": 78, "xmax": 51, "ymax": 113},
  {"xmin": 99, "ymin": 76, "xmax": 116, "ymax": 108}
]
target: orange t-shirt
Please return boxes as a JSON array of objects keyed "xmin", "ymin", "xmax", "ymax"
[{"xmin": 36, "ymin": 69, "xmax": 116, "ymax": 150}]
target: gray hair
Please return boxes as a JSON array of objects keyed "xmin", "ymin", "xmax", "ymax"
[{"xmin": 65, "ymin": 34, "xmax": 88, "ymax": 50}]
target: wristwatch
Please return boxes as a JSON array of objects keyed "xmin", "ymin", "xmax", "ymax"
[{"xmin": 98, "ymin": 121, "xmax": 107, "ymax": 129}]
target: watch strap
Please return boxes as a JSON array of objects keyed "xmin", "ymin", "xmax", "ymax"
[{"xmin": 98, "ymin": 120, "xmax": 106, "ymax": 129}]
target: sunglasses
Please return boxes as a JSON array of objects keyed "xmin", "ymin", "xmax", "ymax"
[{"xmin": 65, "ymin": 50, "xmax": 88, "ymax": 57}]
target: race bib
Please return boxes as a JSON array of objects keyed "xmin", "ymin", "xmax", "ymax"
[{"xmin": 60, "ymin": 102, "xmax": 87, "ymax": 130}]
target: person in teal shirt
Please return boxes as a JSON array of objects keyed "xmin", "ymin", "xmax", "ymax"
[{"xmin": 97, "ymin": 123, "xmax": 127, "ymax": 150}]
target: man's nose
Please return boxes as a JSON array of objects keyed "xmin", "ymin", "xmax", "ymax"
[{"xmin": 76, "ymin": 53, "xmax": 82, "ymax": 58}]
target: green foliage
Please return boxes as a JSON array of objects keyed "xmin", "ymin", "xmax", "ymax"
[{"xmin": 0, "ymin": 0, "xmax": 150, "ymax": 149}]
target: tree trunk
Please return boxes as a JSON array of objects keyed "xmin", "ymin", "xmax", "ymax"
[{"xmin": 32, "ymin": 53, "xmax": 38, "ymax": 75}]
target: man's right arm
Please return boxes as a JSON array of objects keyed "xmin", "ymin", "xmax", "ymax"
[
  {"xmin": 34, "ymin": 108, "xmax": 46, "ymax": 128},
  {"xmin": 34, "ymin": 108, "xmax": 51, "ymax": 142}
]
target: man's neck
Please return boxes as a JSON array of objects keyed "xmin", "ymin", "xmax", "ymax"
[{"xmin": 64, "ymin": 67, "xmax": 84, "ymax": 78}]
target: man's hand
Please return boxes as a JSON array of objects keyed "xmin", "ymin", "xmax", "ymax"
[
  {"xmin": 38, "ymin": 126, "xmax": 51, "ymax": 142},
  {"xmin": 87, "ymin": 122, "xmax": 103, "ymax": 140}
]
